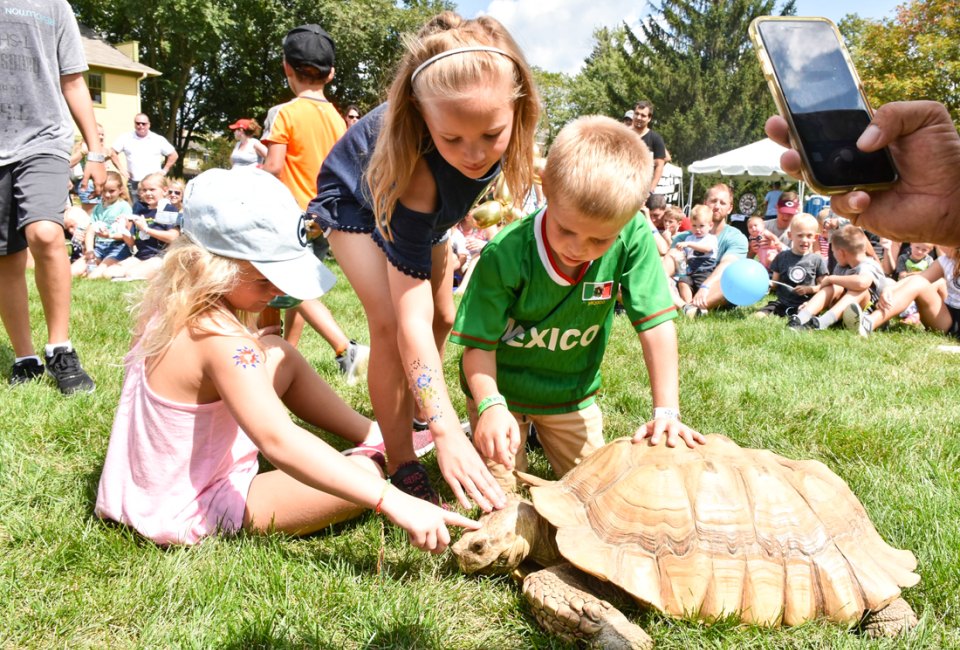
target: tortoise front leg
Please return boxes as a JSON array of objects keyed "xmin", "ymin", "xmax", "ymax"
[
  {"xmin": 522, "ymin": 563, "xmax": 653, "ymax": 650},
  {"xmin": 859, "ymin": 597, "xmax": 918, "ymax": 638}
]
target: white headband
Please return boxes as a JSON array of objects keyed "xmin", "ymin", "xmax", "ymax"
[{"xmin": 410, "ymin": 46, "xmax": 514, "ymax": 84}]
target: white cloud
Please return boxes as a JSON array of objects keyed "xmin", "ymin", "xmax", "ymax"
[{"xmin": 473, "ymin": 0, "xmax": 647, "ymax": 75}]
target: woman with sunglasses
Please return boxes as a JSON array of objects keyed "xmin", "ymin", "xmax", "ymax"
[
  {"xmin": 343, "ymin": 105, "xmax": 361, "ymax": 128},
  {"xmin": 166, "ymin": 178, "xmax": 185, "ymax": 212}
]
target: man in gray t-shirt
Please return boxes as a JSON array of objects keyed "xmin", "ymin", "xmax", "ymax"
[{"xmin": 0, "ymin": 0, "xmax": 105, "ymax": 394}]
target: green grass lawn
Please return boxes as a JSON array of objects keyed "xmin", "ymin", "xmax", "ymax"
[{"xmin": 1, "ymin": 263, "xmax": 957, "ymax": 648}]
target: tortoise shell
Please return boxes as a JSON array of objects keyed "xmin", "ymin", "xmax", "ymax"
[{"xmin": 529, "ymin": 435, "xmax": 919, "ymax": 626}]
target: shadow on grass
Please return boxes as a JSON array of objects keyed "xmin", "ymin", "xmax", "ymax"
[{"xmin": 218, "ymin": 614, "xmax": 448, "ymax": 649}]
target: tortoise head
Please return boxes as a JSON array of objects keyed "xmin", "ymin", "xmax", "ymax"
[{"xmin": 451, "ymin": 495, "xmax": 542, "ymax": 575}]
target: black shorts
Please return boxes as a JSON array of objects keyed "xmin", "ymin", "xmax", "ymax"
[
  {"xmin": 0, "ymin": 155, "xmax": 69, "ymax": 255},
  {"xmin": 948, "ymin": 305, "xmax": 960, "ymax": 339},
  {"xmin": 677, "ymin": 268, "xmax": 713, "ymax": 291},
  {"xmin": 757, "ymin": 300, "xmax": 799, "ymax": 317}
]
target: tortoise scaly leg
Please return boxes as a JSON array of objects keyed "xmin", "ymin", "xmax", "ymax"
[
  {"xmin": 522, "ymin": 563, "xmax": 653, "ymax": 650},
  {"xmin": 860, "ymin": 597, "xmax": 918, "ymax": 638}
]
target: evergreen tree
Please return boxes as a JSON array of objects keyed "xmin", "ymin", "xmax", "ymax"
[{"xmin": 585, "ymin": 0, "xmax": 795, "ymax": 167}]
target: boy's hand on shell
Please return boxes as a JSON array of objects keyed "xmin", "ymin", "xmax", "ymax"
[{"xmin": 634, "ymin": 419, "xmax": 706, "ymax": 449}]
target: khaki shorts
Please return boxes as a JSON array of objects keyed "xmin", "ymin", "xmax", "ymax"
[{"xmin": 468, "ymin": 400, "xmax": 604, "ymax": 492}]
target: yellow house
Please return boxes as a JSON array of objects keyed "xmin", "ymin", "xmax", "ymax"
[{"xmin": 78, "ymin": 25, "xmax": 161, "ymax": 150}]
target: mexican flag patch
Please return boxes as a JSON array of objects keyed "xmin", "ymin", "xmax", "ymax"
[{"xmin": 582, "ymin": 281, "xmax": 613, "ymax": 301}]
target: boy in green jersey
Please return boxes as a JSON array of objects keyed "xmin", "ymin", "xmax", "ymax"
[{"xmin": 450, "ymin": 116, "xmax": 704, "ymax": 491}]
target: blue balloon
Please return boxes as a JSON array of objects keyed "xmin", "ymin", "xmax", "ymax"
[{"xmin": 720, "ymin": 258, "xmax": 770, "ymax": 306}]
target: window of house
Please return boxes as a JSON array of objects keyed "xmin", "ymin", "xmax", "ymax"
[{"xmin": 85, "ymin": 72, "xmax": 104, "ymax": 106}]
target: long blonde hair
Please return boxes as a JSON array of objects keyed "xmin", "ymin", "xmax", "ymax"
[
  {"xmin": 367, "ymin": 11, "xmax": 540, "ymax": 239},
  {"xmin": 133, "ymin": 236, "xmax": 249, "ymax": 359}
]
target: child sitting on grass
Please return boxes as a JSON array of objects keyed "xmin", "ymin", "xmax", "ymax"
[
  {"xmin": 895, "ymin": 242, "xmax": 935, "ymax": 279},
  {"xmin": 104, "ymin": 172, "xmax": 180, "ymax": 280},
  {"xmin": 675, "ymin": 204, "xmax": 718, "ymax": 316},
  {"xmin": 659, "ymin": 206, "xmax": 683, "ymax": 245},
  {"xmin": 450, "ymin": 116, "xmax": 704, "ymax": 492},
  {"xmin": 755, "ymin": 213, "xmax": 827, "ymax": 320},
  {"xmin": 95, "ymin": 167, "xmax": 476, "ymax": 549},
  {"xmin": 83, "ymin": 171, "xmax": 132, "ymax": 278},
  {"xmin": 842, "ymin": 245, "xmax": 960, "ymax": 337},
  {"xmin": 787, "ymin": 225, "xmax": 890, "ymax": 330}
]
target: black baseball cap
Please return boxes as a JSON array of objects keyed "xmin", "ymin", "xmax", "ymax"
[{"xmin": 283, "ymin": 24, "xmax": 335, "ymax": 71}]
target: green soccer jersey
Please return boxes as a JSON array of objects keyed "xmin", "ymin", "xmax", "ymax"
[{"xmin": 451, "ymin": 209, "xmax": 677, "ymax": 414}]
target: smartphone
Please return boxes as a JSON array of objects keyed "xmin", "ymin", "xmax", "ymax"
[{"xmin": 750, "ymin": 16, "xmax": 898, "ymax": 194}]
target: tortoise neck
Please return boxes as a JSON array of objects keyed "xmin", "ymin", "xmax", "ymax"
[{"xmin": 517, "ymin": 501, "xmax": 562, "ymax": 566}]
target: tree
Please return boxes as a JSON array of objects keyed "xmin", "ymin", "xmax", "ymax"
[
  {"xmin": 580, "ymin": 0, "xmax": 796, "ymax": 167},
  {"xmin": 71, "ymin": 0, "xmax": 450, "ymax": 174},
  {"xmin": 841, "ymin": 0, "xmax": 960, "ymax": 129},
  {"xmin": 576, "ymin": 26, "xmax": 633, "ymax": 118},
  {"xmin": 532, "ymin": 69, "xmax": 579, "ymax": 147}
]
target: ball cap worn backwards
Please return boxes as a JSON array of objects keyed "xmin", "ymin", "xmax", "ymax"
[
  {"xmin": 181, "ymin": 167, "xmax": 336, "ymax": 300},
  {"xmin": 283, "ymin": 24, "xmax": 335, "ymax": 71}
]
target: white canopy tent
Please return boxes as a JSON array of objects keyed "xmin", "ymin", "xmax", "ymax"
[{"xmin": 685, "ymin": 138, "xmax": 804, "ymax": 210}]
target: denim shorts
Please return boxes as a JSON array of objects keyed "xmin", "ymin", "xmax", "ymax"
[
  {"xmin": 93, "ymin": 239, "xmax": 131, "ymax": 262},
  {"xmin": 76, "ymin": 178, "xmax": 100, "ymax": 205}
]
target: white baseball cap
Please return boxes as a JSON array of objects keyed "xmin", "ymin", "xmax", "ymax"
[{"xmin": 181, "ymin": 167, "xmax": 336, "ymax": 300}]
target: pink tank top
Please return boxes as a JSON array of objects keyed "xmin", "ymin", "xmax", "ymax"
[{"xmin": 95, "ymin": 347, "xmax": 259, "ymax": 545}]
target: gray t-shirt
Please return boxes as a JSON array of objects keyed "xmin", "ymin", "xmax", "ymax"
[
  {"xmin": 770, "ymin": 249, "xmax": 828, "ymax": 307},
  {"xmin": 763, "ymin": 217, "xmax": 792, "ymax": 246},
  {"xmin": 835, "ymin": 256, "xmax": 890, "ymax": 303},
  {"xmin": 0, "ymin": 0, "xmax": 87, "ymax": 165}
]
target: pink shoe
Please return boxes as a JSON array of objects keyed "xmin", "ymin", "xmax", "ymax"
[
  {"xmin": 344, "ymin": 429, "xmax": 433, "ymax": 462},
  {"xmin": 411, "ymin": 428, "xmax": 435, "ymax": 457},
  {"xmin": 342, "ymin": 445, "xmax": 386, "ymax": 472}
]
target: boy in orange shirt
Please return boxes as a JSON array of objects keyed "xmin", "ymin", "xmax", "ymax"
[{"xmin": 262, "ymin": 25, "xmax": 369, "ymax": 383}]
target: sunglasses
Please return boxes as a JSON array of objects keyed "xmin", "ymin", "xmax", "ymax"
[
  {"xmin": 135, "ymin": 122, "xmax": 149, "ymax": 126},
  {"xmin": 168, "ymin": 190, "xmax": 183, "ymax": 195},
  {"xmin": 346, "ymin": 114, "xmax": 360, "ymax": 120}
]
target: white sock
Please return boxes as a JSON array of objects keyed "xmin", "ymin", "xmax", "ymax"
[
  {"xmin": 45, "ymin": 341, "xmax": 73, "ymax": 356},
  {"xmin": 361, "ymin": 422, "xmax": 384, "ymax": 447},
  {"xmin": 15, "ymin": 354, "xmax": 42, "ymax": 364}
]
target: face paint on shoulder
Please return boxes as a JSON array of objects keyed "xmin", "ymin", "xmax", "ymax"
[{"xmin": 233, "ymin": 345, "xmax": 261, "ymax": 369}]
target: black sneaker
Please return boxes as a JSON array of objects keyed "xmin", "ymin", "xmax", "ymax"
[
  {"xmin": 786, "ymin": 315, "xmax": 806, "ymax": 331},
  {"xmin": 45, "ymin": 346, "xmax": 95, "ymax": 395},
  {"xmin": 10, "ymin": 358, "xmax": 44, "ymax": 386},
  {"xmin": 391, "ymin": 460, "xmax": 440, "ymax": 505}
]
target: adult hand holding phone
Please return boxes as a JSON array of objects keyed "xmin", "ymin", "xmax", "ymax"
[
  {"xmin": 751, "ymin": 17, "xmax": 898, "ymax": 193},
  {"xmin": 766, "ymin": 101, "xmax": 960, "ymax": 246}
]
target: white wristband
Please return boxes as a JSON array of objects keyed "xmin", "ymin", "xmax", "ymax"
[{"xmin": 653, "ymin": 407, "xmax": 680, "ymax": 421}]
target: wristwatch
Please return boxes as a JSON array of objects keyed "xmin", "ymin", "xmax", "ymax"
[{"xmin": 86, "ymin": 151, "xmax": 106, "ymax": 163}]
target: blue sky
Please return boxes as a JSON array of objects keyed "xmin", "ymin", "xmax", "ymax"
[{"xmin": 453, "ymin": 0, "xmax": 905, "ymax": 73}]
